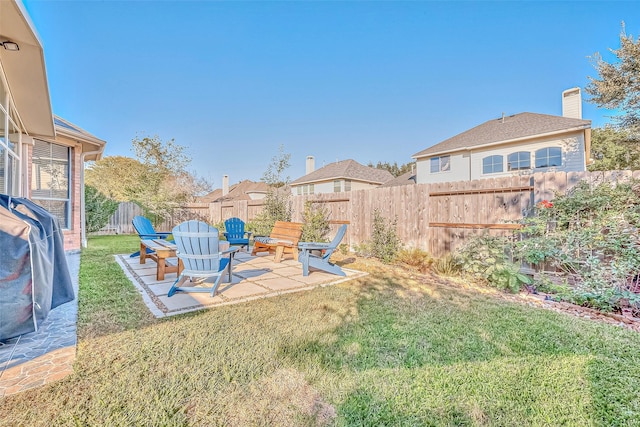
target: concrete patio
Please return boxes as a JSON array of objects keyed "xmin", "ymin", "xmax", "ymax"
[
  {"xmin": 116, "ymin": 249, "xmax": 367, "ymax": 317},
  {"xmin": 0, "ymin": 252, "xmax": 80, "ymax": 398}
]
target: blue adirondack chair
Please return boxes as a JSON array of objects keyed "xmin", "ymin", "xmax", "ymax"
[
  {"xmin": 167, "ymin": 220, "xmax": 237, "ymax": 297},
  {"xmin": 298, "ymin": 224, "xmax": 348, "ymax": 277},
  {"xmin": 130, "ymin": 216, "xmax": 172, "ymax": 257},
  {"xmin": 222, "ymin": 217, "xmax": 252, "ymax": 249}
]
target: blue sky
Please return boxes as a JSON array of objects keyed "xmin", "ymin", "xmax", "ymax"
[{"xmin": 22, "ymin": 1, "xmax": 640, "ymax": 187}]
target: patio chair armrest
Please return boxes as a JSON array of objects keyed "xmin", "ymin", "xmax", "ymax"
[
  {"xmin": 298, "ymin": 242, "xmax": 331, "ymax": 251},
  {"xmin": 139, "ymin": 232, "xmax": 171, "ymax": 239},
  {"xmin": 219, "ymin": 247, "xmax": 240, "ymax": 256}
]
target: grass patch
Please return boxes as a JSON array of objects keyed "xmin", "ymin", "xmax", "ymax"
[
  {"xmin": 0, "ymin": 237, "xmax": 639, "ymax": 425},
  {"xmin": 76, "ymin": 235, "xmax": 156, "ymax": 339}
]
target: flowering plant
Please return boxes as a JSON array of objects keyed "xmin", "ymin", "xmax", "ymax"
[{"xmin": 537, "ymin": 200, "xmax": 553, "ymax": 209}]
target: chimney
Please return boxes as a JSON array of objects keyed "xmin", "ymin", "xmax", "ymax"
[
  {"xmin": 562, "ymin": 87, "xmax": 582, "ymax": 119},
  {"xmin": 222, "ymin": 174, "xmax": 229, "ymax": 196},
  {"xmin": 306, "ymin": 156, "xmax": 315, "ymax": 175}
]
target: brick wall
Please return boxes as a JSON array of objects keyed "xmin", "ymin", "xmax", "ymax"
[{"xmin": 64, "ymin": 146, "xmax": 83, "ymax": 251}]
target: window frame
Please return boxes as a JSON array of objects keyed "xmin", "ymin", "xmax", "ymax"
[
  {"xmin": 482, "ymin": 155, "xmax": 504, "ymax": 174},
  {"xmin": 30, "ymin": 140, "xmax": 72, "ymax": 229},
  {"xmin": 507, "ymin": 151, "xmax": 531, "ymax": 171},
  {"xmin": 0, "ymin": 83, "xmax": 23, "ymax": 196},
  {"xmin": 430, "ymin": 155, "xmax": 451, "ymax": 173},
  {"xmin": 535, "ymin": 147, "xmax": 562, "ymax": 169}
]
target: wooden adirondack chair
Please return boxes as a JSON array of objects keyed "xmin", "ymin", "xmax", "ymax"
[
  {"xmin": 130, "ymin": 216, "xmax": 172, "ymax": 257},
  {"xmin": 298, "ymin": 224, "xmax": 348, "ymax": 276},
  {"xmin": 222, "ymin": 217, "xmax": 252, "ymax": 249},
  {"xmin": 167, "ymin": 220, "xmax": 238, "ymax": 297}
]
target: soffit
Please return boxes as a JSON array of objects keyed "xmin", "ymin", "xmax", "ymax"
[{"xmin": 0, "ymin": 0, "xmax": 54, "ymax": 137}]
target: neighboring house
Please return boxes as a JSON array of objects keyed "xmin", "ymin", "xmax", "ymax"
[
  {"xmin": 290, "ymin": 157, "xmax": 394, "ymax": 195},
  {"xmin": 412, "ymin": 88, "xmax": 592, "ymax": 184},
  {"xmin": 380, "ymin": 171, "xmax": 416, "ymax": 188},
  {"xmin": 199, "ymin": 176, "xmax": 270, "ymax": 203},
  {"xmin": 0, "ymin": 0, "xmax": 106, "ymax": 250}
]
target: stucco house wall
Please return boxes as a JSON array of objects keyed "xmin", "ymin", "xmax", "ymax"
[
  {"xmin": 413, "ymin": 89, "xmax": 591, "ymax": 186},
  {"xmin": 417, "ymin": 130, "xmax": 587, "ymax": 184}
]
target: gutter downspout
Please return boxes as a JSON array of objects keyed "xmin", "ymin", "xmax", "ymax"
[{"xmin": 80, "ymin": 149, "xmax": 103, "ymax": 248}]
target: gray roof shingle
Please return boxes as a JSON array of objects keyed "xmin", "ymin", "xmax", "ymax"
[
  {"xmin": 380, "ymin": 171, "xmax": 416, "ymax": 187},
  {"xmin": 290, "ymin": 159, "xmax": 394, "ymax": 185},
  {"xmin": 198, "ymin": 180, "xmax": 270, "ymax": 203},
  {"xmin": 412, "ymin": 112, "xmax": 591, "ymax": 158}
]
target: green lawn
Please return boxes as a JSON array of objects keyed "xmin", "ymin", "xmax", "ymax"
[{"xmin": 1, "ymin": 235, "xmax": 640, "ymax": 426}]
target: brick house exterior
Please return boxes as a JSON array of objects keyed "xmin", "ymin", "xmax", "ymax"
[{"xmin": 0, "ymin": 0, "xmax": 106, "ymax": 251}]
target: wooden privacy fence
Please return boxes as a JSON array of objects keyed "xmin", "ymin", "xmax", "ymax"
[{"xmin": 97, "ymin": 170, "xmax": 640, "ymax": 256}]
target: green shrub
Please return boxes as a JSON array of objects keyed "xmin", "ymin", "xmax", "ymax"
[
  {"xmin": 454, "ymin": 234, "xmax": 530, "ymax": 292},
  {"xmin": 516, "ymin": 179, "xmax": 640, "ymax": 310},
  {"xmin": 249, "ymin": 189, "xmax": 292, "ymax": 236},
  {"xmin": 353, "ymin": 209, "xmax": 401, "ymax": 263},
  {"xmin": 300, "ymin": 201, "xmax": 331, "ymax": 242},
  {"xmin": 85, "ymin": 185, "xmax": 119, "ymax": 232},
  {"xmin": 371, "ymin": 209, "xmax": 401, "ymax": 263}
]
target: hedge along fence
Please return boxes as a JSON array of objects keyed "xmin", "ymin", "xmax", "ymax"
[{"xmin": 99, "ymin": 170, "xmax": 640, "ymax": 257}]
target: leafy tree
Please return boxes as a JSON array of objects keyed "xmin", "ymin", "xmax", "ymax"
[
  {"xmin": 85, "ymin": 135, "xmax": 211, "ymax": 224},
  {"xmin": 85, "ymin": 156, "xmax": 147, "ymax": 202},
  {"xmin": 586, "ymin": 24, "xmax": 640, "ymax": 135},
  {"xmin": 251, "ymin": 145, "xmax": 292, "ymax": 235},
  {"xmin": 368, "ymin": 160, "xmax": 415, "ymax": 177},
  {"xmin": 261, "ymin": 144, "xmax": 291, "ymax": 187},
  {"xmin": 589, "ymin": 126, "xmax": 640, "ymax": 171},
  {"xmin": 84, "ymin": 185, "xmax": 119, "ymax": 232},
  {"xmin": 132, "ymin": 135, "xmax": 189, "ymax": 176}
]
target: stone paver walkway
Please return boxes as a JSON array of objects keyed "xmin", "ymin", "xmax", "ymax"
[
  {"xmin": 0, "ymin": 252, "xmax": 80, "ymax": 398},
  {"xmin": 116, "ymin": 250, "xmax": 366, "ymax": 317}
]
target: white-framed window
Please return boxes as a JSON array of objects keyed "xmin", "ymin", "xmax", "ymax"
[
  {"xmin": 0, "ymin": 77, "xmax": 23, "ymax": 196},
  {"xmin": 430, "ymin": 155, "xmax": 450, "ymax": 173},
  {"xmin": 508, "ymin": 151, "xmax": 531, "ymax": 171},
  {"xmin": 296, "ymin": 186, "xmax": 302, "ymax": 195},
  {"xmin": 333, "ymin": 180, "xmax": 341, "ymax": 192},
  {"xmin": 482, "ymin": 155, "xmax": 503, "ymax": 174},
  {"xmin": 344, "ymin": 179, "xmax": 351, "ymax": 191},
  {"xmin": 302, "ymin": 183, "xmax": 314, "ymax": 195},
  {"xmin": 535, "ymin": 147, "xmax": 562, "ymax": 168},
  {"xmin": 31, "ymin": 140, "xmax": 72, "ymax": 228}
]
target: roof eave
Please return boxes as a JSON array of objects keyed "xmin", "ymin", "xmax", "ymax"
[
  {"xmin": 0, "ymin": 0, "xmax": 55, "ymax": 137},
  {"xmin": 291, "ymin": 176, "xmax": 388, "ymax": 186},
  {"xmin": 412, "ymin": 124, "xmax": 591, "ymax": 159}
]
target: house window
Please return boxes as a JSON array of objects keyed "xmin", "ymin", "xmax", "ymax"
[
  {"xmin": 302, "ymin": 183, "xmax": 314, "ymax": 195},
  {"xmin": 334, "ymin": 180, "xmax": 341, "ymax": 192},
  {"xmin": 535, "ymin": 147, "xmax": 562, "ymax": 168},
  {"xmin": 508, "ymin": 151, "xmax": 531, "ymax": 171},
  {"xmin": 430, "ymin": 155, "xmax": 450, "ymax": 173},
  {"xmin": 31, "ymin": 140, "xmax": 71, "ymax": 228},
  {"xmin": 482, "ymin": 155, "xmax": 503, "ymax": 174},
  {"xmin": 344, "ymin": 179, "xmax": 351, "ymax": 191},
  {"xmin": 296, "ymin": 186, "xmax": 302, "ymax": 195},
  {"xmin": 0, "ymin": 80, "xmax": 22, "ymax": 197}
]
